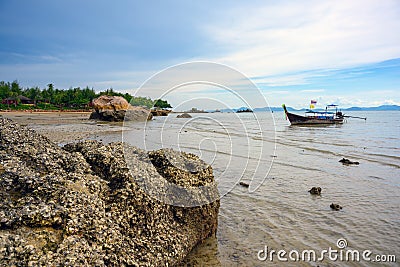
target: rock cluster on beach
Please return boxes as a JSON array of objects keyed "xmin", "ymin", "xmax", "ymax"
[
  {"xmin": 150, "ymin": 109, "xmax": 171, "ymax": 117},
  {"xmin": 89, "ymin": 95, "xmax": 153, "ymax": 122},
  {"xmin": 0, "ymin": 117, "xmax": 219, "ymax": 266}
]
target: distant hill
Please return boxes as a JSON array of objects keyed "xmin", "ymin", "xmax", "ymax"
[
  {"xmin": 256, "ymin": 105, "xmax": 400, "ymax": 112},
  {"xmin": 212, "ymin": 107, "xmax": 252, "ymax": 113},
  {"xmin": 214, "ymin": 105, "xmax": 400, "ymax": 112},
  {"xmin": 253, "ymin": 106, "xmax": 298, "ymax": 112},
  {"xmin": 344, "ymin": 105, "xmax": 400, "ymax": 111}
]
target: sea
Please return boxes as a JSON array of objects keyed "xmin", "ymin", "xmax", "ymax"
[{"xmin": 121, "ymin": 111, "xmax": 399, "ymax": 266}]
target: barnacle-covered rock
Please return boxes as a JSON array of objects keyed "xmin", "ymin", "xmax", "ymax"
[{"xmin": 0, "ymin": 117, "xmax": 219, "ymax": 266}]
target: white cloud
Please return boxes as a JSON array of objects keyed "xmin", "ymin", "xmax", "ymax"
[
  {"xmin": 260, "ymin": 88, "xmax": 400, "ymax": 109},
  {"xmin": 254, "ymin": 73, "xmax": 311, "ymax": 86},
  {"xmin": 300, "ymin": 89, "xmax": 325, "ymax": 93},
  {"xmin": 205, "ymin": 0, "xmax": 400, "ymax": 77},
  {"xmin": 262, "ymin": 90, "xmax": 290, "ymax": 95},
  {"xmin": 381, "ymin": 99, "xmax": 400, "ymax": 105}
]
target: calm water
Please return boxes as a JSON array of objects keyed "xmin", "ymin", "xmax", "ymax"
[{"xmin": 122, "ymin": 111, "xmax": 399, "ymax": 266}]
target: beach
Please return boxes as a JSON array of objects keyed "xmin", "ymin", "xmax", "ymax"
[
  {"xmin": 1, "ymin": 110, "xmax": 399, "ymax": 266},
  {"xmin": 123, "ymin": 111, "xmax": 400, "ymax": 266},
  {"xmin": 0, "ymin": 111, "xmax": 123, "ymax": 144}
]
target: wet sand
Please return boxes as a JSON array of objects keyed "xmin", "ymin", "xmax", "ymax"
[{"xmin": 0, "ymin": 111, "xmax": 123, "ymax": 144}]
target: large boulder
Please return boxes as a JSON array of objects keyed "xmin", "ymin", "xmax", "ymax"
[
  {"xmin": 89, "ymin": 95, "xmax": 152, "ymax": 122},
  {"xmin": 92, "ymin": 95, "xmax": 129, "ymax": 112},
  {"xmin": 125, "ymin": 105, "xmax": 153, "ymax": 121},
  {"xmin": 0, "ymin": 118, "xmax": 219, "ymax": 266}
]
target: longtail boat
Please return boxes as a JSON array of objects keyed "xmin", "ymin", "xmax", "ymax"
[{"xmin": 282, "ymin": 104, "xmax": 345, "ymax": 125}]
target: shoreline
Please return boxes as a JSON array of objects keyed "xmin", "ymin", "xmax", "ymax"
[
  {"xmin": 0, "ymin": 111, "xmax": 122, "ymax": 144},
  {"xmin": 0, "ymin": 109, "xmax": 92, "ymax": 112}
]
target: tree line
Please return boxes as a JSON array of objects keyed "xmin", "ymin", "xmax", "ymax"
[{"xmin": 0, "ymin": 80, "xmax": 171, "ymax": 109}]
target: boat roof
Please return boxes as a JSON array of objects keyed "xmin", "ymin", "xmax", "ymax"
[
  {"xmin": 305, "ymin": 109, "xmax": 334, "ymax": 114},
  {"xmin": 327, "ymin": 104, "xmax": 338, "ymax": 107}
]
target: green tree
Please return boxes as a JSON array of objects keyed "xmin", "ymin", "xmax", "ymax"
[
  {"xmin": 153, "ymin": 99, "xmax": 172, "ymax": 109},
  {"xmin": 23, "ymin": 86, "xmax": 42, "ymax": 104},
  {"xmin": 11, "ymin": 80, "xmax": 22, "ymax": 96},
  {"xmin": 47, "ymin": 83, "xmax": 55, "ymax": 103},
  {"xmin": 129, "ymin": 96, "xmax": 154, "ymax": 108},
  {"xmin": 0, "ymin": 80, "xmax": 172, "ymax": 110},
  {"xmin": 0, "ymin": 81, "xmax": 11, "ymax": 99}
]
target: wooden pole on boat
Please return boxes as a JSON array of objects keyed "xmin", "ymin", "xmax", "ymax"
[{"xmin": 344, "ymin": 115, "xmax": 367, "ymax": 120}]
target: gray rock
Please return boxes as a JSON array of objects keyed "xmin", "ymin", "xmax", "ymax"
[
  {"xmin": 309, "ymin": 187, "xmax": 322, "ymax": 195},
  {"xmin": 330, "ymin": 203, "xmax": 342, "ymax": 211},
  {"xmin": 239, "ymin": 182, "xmax": 249, "ymax": 188},
  {"xmin": 339, "ymin": 158, "xmax": 359, "ymax": 165},
  {"xmin": 0, "ymin": 118, "xmax": 219, "ymax": 266},
  {"xmin": 177, "ymin": 113, "xmax": 192, "ymax": 118}
]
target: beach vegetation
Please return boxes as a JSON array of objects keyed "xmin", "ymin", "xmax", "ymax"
[{"xmin": 0, "ymin": 80, "xmax": 172, "ymax": 110}]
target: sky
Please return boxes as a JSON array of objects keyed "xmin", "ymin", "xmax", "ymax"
[{"xmin": 0, "ymin": 0, "xmax": 399, "ymax": 109}]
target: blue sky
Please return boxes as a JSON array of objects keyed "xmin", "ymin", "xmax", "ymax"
[{"xmin": 0, "ymin": 0, "xmax": 399, "ymax": 109}]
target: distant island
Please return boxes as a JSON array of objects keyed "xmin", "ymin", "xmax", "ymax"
[
  {"xmin": 183, "ymin": 107, "xmax": 208, "ymax": 113},
  {"xmin": 236, "ymin": 107, "xmax": 253, "ymax": 113},
  {"xmin": 212, "ymin": 105, "xmax": 400, "ymax": 113}
]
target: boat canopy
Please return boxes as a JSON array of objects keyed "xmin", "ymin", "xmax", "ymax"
[{"xmin": 305, "ymin": 109, "xmax": 334, "ymax": 114}]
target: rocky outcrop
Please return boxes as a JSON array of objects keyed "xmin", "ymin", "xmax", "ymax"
[
  {"xmin": 0, "ymin": 117, "xmax": 219, "ymax": 266},
  {"xmin": 150, "ymin": 109, "xmax": 171, "ymax": 116},
  {"xmin": 89, "ymin": 95, "xmax": 152, "ymax": 122},
  {"xmin": 92, "ymin": 95, "xmax": 130, "ymax": 111},
  {"xmin": 177, "ymin": 113, "xmax": 192, "ymax": 118}
]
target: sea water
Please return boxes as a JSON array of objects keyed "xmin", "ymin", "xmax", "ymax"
[{"xmin": 122, "ymin": 111, "xmax": 399, "ymax": 266}]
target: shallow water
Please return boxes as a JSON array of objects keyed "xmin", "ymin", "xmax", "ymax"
[{"xmin": 122, "ymin": 111, "xmax": 399, "ymax": 266}]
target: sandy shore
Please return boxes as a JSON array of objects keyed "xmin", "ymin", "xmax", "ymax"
[{"xmin": 0, "ymin": 111, "xmax": 124, "ymax": 144}]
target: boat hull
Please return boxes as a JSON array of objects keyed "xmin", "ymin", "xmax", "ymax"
[
  {"xmin": 282, "ymin": 104, "xmax": 344, "ymax": 125},
  {"xmin": 286, "ymin": 112, "xmax": 343, "ymax": 125}
]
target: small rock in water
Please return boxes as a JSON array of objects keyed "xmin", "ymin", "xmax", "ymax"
[
  {"xmin": 177, "ymin": 113, "xmax": 192, "ymax": 118},
  {"xmin": 309, "ymin": 187, "xmax": 322, "ymax": 195},
  {"xmin": 339, "ymin": 158, "xmax": 359, "ymax": 165},
  {"xmin": 330, "ymin": 203, "xmax": 342, "ymax": 211},
  {"xmin": 239, "ymin": 182, "xmax": 249, "ymax": 188}
]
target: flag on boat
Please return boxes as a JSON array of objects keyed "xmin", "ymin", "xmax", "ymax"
[{"xmin": 310, "ymin": 100, "xmax": 317, "ymax": 109}]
